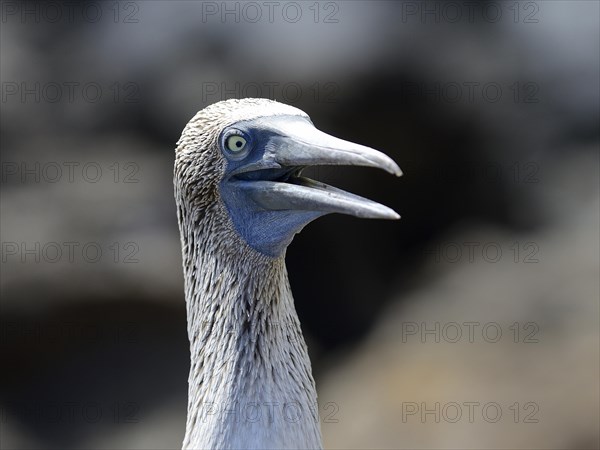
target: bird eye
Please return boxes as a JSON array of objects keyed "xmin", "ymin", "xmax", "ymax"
[{"xmin": 226, "ymin": 135, "xmax": 247, "ymax": 153}]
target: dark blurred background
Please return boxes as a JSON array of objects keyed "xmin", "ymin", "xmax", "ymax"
[{"xmin": 1, "ymin": 1, "xmax": 598, "ymax": 449}]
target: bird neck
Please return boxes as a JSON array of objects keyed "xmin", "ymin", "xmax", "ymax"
[{"xmin": 179, "ymin": 214, "xmax": 322, "ymax": 449}]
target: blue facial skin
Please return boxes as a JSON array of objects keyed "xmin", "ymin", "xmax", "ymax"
[{"xmin": 219, "ymin": 117, "xmax": 323, "ymax": 258}]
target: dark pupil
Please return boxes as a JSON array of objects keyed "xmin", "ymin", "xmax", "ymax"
[{"xmin": 236, "ymin": 140, "xmax": 242, "ymax": 148}]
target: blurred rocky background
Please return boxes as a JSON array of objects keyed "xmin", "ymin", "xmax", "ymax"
[{"xmin": 1, "ymin": 1, "xmax": 598, "ymax": 449}]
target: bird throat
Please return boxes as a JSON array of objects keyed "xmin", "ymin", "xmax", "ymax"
[{"xmin": 179, "ymin": 218, "xmax": 323, "ymax": 449}]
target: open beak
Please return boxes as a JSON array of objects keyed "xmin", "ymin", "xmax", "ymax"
[{"xmin": 229, "ymin": 115, "xmax": 402, "ymax": 220}]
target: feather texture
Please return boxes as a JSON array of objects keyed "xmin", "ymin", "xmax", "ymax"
[{"xmin": 175, "ymin": 99, "xmax": 322, "ymax": 449}]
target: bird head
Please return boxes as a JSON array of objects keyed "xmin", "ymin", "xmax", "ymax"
[{"xmin": 175, "ymin": 98, "xmax": 401, "ymax": 258}]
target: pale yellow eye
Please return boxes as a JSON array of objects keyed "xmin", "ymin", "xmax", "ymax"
[{"xmin": 226, "ymin": 135, "xmax": 247, "ymax": 152}]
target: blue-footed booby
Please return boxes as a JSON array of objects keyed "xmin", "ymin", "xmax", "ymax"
[{"xmin": 174, "ymin": 98, "xmax": 401, "ymax": 449}]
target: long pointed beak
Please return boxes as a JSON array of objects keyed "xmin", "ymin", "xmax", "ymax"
[
  {"xmin": 230, "ymin": 116, "xmax": 402, "ymax": 220},
  {"xmin": 267, "ymin": 117, "xmax": 402, "ymax": 177}
]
